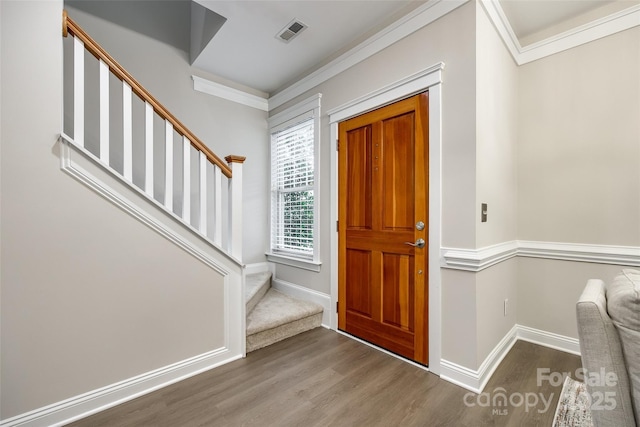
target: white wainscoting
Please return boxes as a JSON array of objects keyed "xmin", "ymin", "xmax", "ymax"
[
  {"xmin": 442, "ymin": 240, "xmax": 640, "ymax": 272},
  {"xmin": 440, "ymin": 324, "xmax": 580, "ymax": 393}
]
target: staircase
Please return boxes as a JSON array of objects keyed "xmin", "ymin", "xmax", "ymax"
[
  {"xmin": 245, "ymin": 272, "xmax": 323, "ymax": 352},
  {"xmin": 63, "ymin": 12, "xmax": 321, "ymax": 356}
]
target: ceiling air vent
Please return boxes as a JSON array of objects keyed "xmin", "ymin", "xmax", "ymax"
[{"xmin": 276, "ymin": 19, "xmax": 307, "ymax": 43}]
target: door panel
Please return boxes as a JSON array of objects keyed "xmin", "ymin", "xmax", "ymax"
[
  {"xmin": 382, "ymin": 113, "xmax": 415, "ymax": 231},
  {"xmin": 345, "ymin": 126, "xmax": 372, "ymax": 230},
  {"xmin": 338, "ymin": 93, "xmax": 429, "ymax": 365},
  {"xmin": 381, "ymin": 253, "xmax": 414, "ymax": 330},
  {"xmin": 345, "ymin": 249, "xmax": 372, "ymax": 317}
]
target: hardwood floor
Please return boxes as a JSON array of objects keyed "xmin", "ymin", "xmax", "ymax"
[{"xmin": 67, "ymin": 328, "xmax": 581, "ymax": 426}]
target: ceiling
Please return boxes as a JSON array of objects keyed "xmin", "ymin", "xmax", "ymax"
[
  {"xmin": 193, "ymin": 0, "xmax": 425, "ymax": 94},
  {"xmin": 66, "ymin": 0, "xmax": 638, "ymax": 96}
]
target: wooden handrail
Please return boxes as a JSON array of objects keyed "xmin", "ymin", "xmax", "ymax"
[{"xmin": 63, "ymin": 10, "xmax": 233, "ymax": 178}]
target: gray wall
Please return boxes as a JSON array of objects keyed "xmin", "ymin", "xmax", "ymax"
[
  {"xmin": 516, "ymin": 25, "xmax": 640, "ymax": 338},
  {"xmin": 0, "ymin": 0, "xmax": 245, "ymax": 418},
  {"xmin": 3, "ymin": 0, "xmax": 639, "ymax": 419},
  {"xmin": 272, "ymin": 0, "xmax": 477, "ymax": 285},
  {"xmin": 271, "ymin": 1, "xmax": 480, "ymax": 368},
  {"xmin": 269, "ymin": 0, "xmax": 640, "ymax": 371},
  {"xmin": 518, "ymin": 26, "xmax": 640, "ymax": 247},
  {"xmin": 474, "ymin": 3, "xmax": 519, "ymax": 365}
]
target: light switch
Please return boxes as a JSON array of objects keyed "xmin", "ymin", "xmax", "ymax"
[{"xmin": 481, "ymin": 203, "xmax": 488, "ymax": 222}]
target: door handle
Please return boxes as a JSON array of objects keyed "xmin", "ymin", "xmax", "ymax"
[{"xmin": 404, "ymin": 238, "xmax": 425, "ymax": 248}]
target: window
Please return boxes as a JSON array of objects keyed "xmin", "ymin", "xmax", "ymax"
[{"xmin": 267, "ymin": 94, "xmax": 321, "ymax": 271}]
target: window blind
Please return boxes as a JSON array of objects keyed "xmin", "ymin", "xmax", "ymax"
[{"xmin": 271, "ymin": 116, "xmax": 314, "ymax": 257}]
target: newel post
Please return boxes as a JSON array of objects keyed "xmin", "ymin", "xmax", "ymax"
[{"xmin": 225, "ymin": 155, "xmax": 246, "ymax": 261}]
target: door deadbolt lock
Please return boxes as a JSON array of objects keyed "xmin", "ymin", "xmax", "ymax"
[{"xmin": 416, "ymin": 221, "xmax": 425, "ymax": 231}]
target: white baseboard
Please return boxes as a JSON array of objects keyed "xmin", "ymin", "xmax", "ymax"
[
  {"xmin": 0, "ymin": 349, "xmax": 242, "ymax": 427},
  {"xmin": 439, "ymin": 324, "xmax": 579, "ymax": 393},
  {"xmin": 516, "ymin": 324, "xmax": 581, "ymax": 356},
  {"xmin": 271, "ymin": 278, "xmax": 332, "ymax": 327},
  {"xmin": 441, "ymin": 324, "xmax": 518, "ymax": 393}
]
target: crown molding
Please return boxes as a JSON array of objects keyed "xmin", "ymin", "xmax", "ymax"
[
  {"xmin": 268, "ymin": 0, "xmax": 468, "ymax": 111},
  {"xmin": 481, "ymin": 0, "xmax": 640, "ymax": 66},
  {"xmin": 192, "ymin": 75, "xmax": 269, "ymax": 111}
]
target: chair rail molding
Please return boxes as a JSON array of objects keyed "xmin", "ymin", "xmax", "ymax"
[
  {"xmin": 441, "ymin": 240, "xmax": 640, "ymax": 272},
  {"xmin": 441, "ymin": 240, "xmax": 518, "ymax": 272}
]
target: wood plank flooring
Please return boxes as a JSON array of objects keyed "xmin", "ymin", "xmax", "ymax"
[{"xmin": 66, "ymin": 328, "xmax": 581, "ymax": 426}]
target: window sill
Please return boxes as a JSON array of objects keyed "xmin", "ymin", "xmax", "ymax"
[{"xmin": 266, "ymin": 253, "xmax": 322, "ymax": 272}]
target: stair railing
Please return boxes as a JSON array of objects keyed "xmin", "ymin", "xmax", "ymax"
[{"xmin": 62, "ymin": 10, "xmax": 244, "ymax": 260}]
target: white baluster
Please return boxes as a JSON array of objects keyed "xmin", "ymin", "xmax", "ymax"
[
  {"xmin": 226, "ymin": 156, "xmax": 245, "ymax": 260},
  {"xmin": 213, "ymin": 165, "xmax": 222, "ymax": 246},
  {"xmin": 164, "ymin": 121, "xmax": 173, "ymax": 211},
  {"xmin": 99, "ymin": 59, "xmax": 109, "ymax": 164},
  {"xmin": 182, "ymin": 136, "xmax": 191, "ymax": 223},
  {"xmin": 199, "ymin": 152, "xmax": 207, "ymax": 235},
  {"xmin": 122, "ymin": 82, "xmax": 132, "ymax": 181},
  {"xmin": 144, "ymin": 102, "xmax": 153, "ymax": 197},
  {"xmin": 73, "ymin": 37, "xmax": 84, "ymax": 147}
]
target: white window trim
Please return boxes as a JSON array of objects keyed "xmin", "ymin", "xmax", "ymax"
[{"xmin": 267, "ymin": 93, "xmax": 322, "ymax": 271}]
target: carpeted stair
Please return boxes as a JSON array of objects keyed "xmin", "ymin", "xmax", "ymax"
[{"xmin": 245, "ymin": 272, "xmax": 323, "ymax": 352}]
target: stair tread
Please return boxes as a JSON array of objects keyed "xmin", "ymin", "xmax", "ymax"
[
  {"xmin": 245, "ymin": 272, "xmax": 272, "ymax": 304},
  {"xmin": 247, "ymin": 288, "xmax": 323, "ymax": 335}
]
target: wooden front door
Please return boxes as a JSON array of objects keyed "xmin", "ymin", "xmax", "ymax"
[{"xmin": 338, "ymin": 93, "xmax": 429, "ymax": 365}]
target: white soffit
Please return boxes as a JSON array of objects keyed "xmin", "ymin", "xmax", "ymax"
[{"xmin": 481, "ymin": 0, "xmax": 640, "ymax": 65}]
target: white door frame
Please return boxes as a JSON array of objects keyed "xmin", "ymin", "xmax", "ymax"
[{"xmin": 327, "ymin": 63, "xmax": 444, "ymax": 375}]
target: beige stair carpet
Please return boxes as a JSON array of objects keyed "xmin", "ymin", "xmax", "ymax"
[
  {"xmin": 245, "ymin": 272, "xmax": 271, "ymax": 314},
  {"xmin": 246, "ymin": 288, "xmax": 322, "ymax": 353}
]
